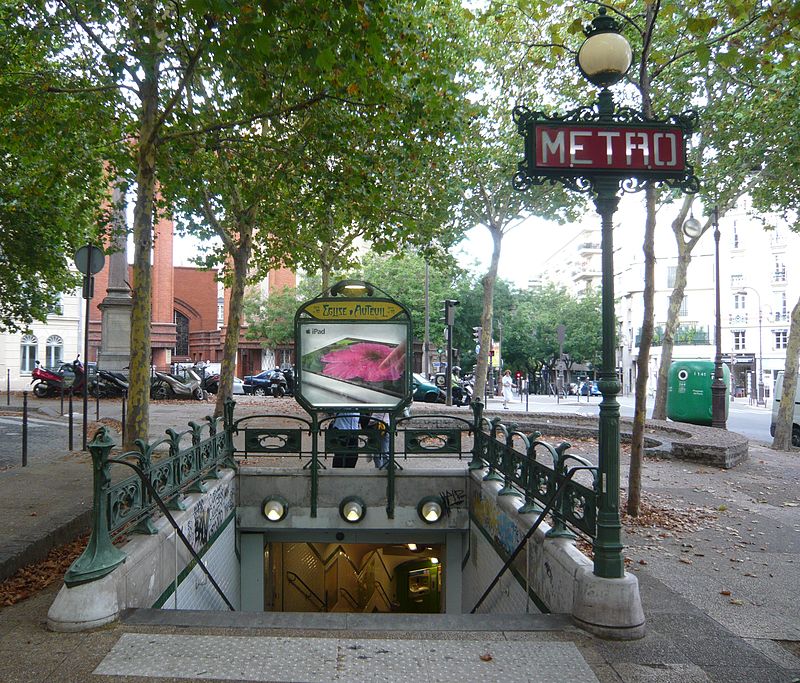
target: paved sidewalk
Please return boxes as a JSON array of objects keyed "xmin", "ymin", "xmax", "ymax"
[{"xmin": 0, "ymin": 397, "xmax": 798, "ymax": 682}]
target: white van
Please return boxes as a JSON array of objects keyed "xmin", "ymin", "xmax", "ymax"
[{"xmin": 770, "ymin": 372, "xmax": 800, "ymax": 447}]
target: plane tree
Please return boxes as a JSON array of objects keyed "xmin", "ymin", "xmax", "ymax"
[
  {"xmin": 0, "ymin": 4, "xmax": 110, "ymax": 332},
  {"xmin": 160, "ymin": 0, "xmax": 477, "ymax": 414},
  {"xmin": 485, "ymin": 0, "xmax": 797, "ymax": 512}
]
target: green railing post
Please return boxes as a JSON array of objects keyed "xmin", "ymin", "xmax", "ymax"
[
  {"xmin": 518, "ymin": 433, "xmax": 543, "ymax": 514},
  {"xmin": 132, "ymin": 438, "xmax": 158, "ymax": 534},
  {"xmin": 483, "ymin": 418, "xmax": 504, "ymax": 482},
  {"xmin": 468, "ymin": 399, "xmax": 485, "ymax": 469},
  {"xmin": 310, "ymin": 413, "xmax": 319, "ymax": 518},
  {"xmin": 222, "ymin": 398, "xmax": 237, "ymax": 470},
  {"xmin": 545, "ymin": 442, "xmax": 577, "ymax": 540},
  {"xmin": 64, "ymin": 426, "xmax": 126, "ymax": 587},
  {"xmin": 386, "ymin": 412, "xmax": 396, "ymax": 519},
  {"xmin": 593, "ymin": 176, "xmax": 625, "ymax": 578},
  {"xmin": 498, "ymin": 424, "xmax": 518, "ymax": 496}
]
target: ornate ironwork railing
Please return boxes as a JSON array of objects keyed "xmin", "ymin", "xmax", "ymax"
[
  {"xmin": 68, "ymin": 397, "xmax": 600, "ymax": 591},
  {"xmin": 471, "ymin": 403, "xmax": 599, "ymax": 541},
  {"xmin": 64, "ymin": 400, "xmax": 238, "ymax": 589}
]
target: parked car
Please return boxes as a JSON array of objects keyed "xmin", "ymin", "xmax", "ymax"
[
  {"xmin": 412, "ymin": 373, "xmax": 445, "ymax": 403},
  {"xmin": 202, "ymin": 373, "xmax": 244, "ymax": 395},
  {"xmin": 243, "ymin": 369, "xmax": 288, "ymax": 397}
]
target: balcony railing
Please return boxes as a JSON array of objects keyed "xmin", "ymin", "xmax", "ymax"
[{"xmin": 636, "ymin": 325, "xmax": 711, "ymax": 347}]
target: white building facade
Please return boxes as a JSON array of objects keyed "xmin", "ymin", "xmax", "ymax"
[
  {"xmin": 542, "ymin": 197, "xmax": 798, "ymax": 402},
  {"xmin": 0, "ymin": 289, "xmax": 84, "ymax": 392}
]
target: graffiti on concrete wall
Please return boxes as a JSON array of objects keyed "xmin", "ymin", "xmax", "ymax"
[
  {"xmin": 470, "ymin": 486, "xmax": 523, "ymax": 559},
  {"xmin": 438, "ymin": 488, "xmax": 465, "ymax": 515},
  {"xmin": 183, "ymin": 479, "xmax": 236, "ymax": 552}
]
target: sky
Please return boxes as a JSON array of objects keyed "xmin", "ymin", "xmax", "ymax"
[{"xmin": 453, "ymin": 217, "xmax": 583, "ymax": 288}]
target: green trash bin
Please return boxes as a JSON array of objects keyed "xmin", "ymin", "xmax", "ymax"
[{"xmin": 666, "ymin": 360, "xmax": 730, "ymax": 426}]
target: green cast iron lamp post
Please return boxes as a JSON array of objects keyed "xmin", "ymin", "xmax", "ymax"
[{"xmin": 576, "ymin": 8, "xmax": 632, "ymax": 580}]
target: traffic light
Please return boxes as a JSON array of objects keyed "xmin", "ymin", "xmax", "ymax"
[
  {"xmin": 472, "ymin": 326, "xmax": 482, "ymax": 343},
  {"xmin": 441, "ymin": 299, "xmax": 459, "ymax": 326}
]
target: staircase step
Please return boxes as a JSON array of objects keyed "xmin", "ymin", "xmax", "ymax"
[{"xmin": 122, "ymin": 608, "xmax": 575, "ymax": 633}]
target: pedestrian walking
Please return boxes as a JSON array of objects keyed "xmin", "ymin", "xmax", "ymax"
[
  {"xmin": 369, "ymin": 411, "xmax": 390, "ymax": 469},
  {"xmin": 502, "ymin": 370, "xmax": 513, "ymax": 409},
  {"xmin": 331, "ymin": 410, "xmax": 360, "ymax": 468}
]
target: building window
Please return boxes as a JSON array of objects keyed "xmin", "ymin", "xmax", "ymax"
[
  {"xmin": 217, "ymin": 297, "xmax": 225, "ymax": 326},
  {"xmin": 775, "ymin": 330, "xmax": 788, "ymax": 350},
  {"xmin": 733, "ymin": 330, "xmax": 746, "ymax": 351},
  {"xmin": 733, "ymin": 293, "xmax": 746, "ymax": 310},
  {"xmin": 174, "ymin": 310, "xmax": 190, "ymax": 357},
  {"xmin": 774, "ymin": 256, "xmax": 786, "ymax": 282},
  {"xmin": 731, "ymin": 221, "xmax": 739, "ymax": 249},
  {"xmin": 45, "ymin": 335, "xmax": 63, "ymax": 368},
  {"xmin": 775, "ymin": 292, "xmax": 788, "ymax": 322},
  {"xmin": 20, "ymin": 334, "xmax": 38, "ymax": 373},
  {"xmin": 678, "ymin": 296, "xmax": 688, "ymax": 317},
  {"xmin": 667, "ymin": 266, "xmax": 677, "ymax": 288}
]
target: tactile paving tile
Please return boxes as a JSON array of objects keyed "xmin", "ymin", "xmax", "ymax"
[{"xmin": 94, "ymin": 633, "xmax": 599, "ymax": 682}]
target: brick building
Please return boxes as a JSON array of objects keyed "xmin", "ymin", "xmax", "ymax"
[{"xmin": 85, "ymin": 214, "xmax": 295, "ymax": 378}]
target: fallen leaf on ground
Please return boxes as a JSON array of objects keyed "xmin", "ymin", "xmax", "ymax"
[{"xmin": 480, "ymin": 653, "xmax": 493, "ymax": 662}]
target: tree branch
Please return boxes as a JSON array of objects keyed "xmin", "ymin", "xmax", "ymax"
[
  {"xmin": 60, "ymin": 1, "xmax": 141, "ymax": 87},
  {"xmin": 161, "ymin": 92, "xmax": 329, "ymax": 142}
]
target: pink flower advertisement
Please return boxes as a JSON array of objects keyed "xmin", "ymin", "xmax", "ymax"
[{"xmin": 298, "ymin": 322, "xmax": 409, "ymax": 408}]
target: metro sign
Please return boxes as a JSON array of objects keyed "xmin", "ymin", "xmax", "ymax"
[
  {"xmin": 513, "ymin": 104, "xmax": 699, "ymax": 194},
  {"xmin": 533, "ymin": 124, "xmax": 686, "ymax": 174}
]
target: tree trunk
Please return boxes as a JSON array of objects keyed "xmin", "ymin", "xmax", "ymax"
[
  {"xmin": 474, "ymin": 224, "xmax": 502, "ymax": 405},
  {"xmin": 772, "ymin": 294, "xmax": 800, "ymax": 449},
  {"xmin": 124, "ymin": 52, "xmax": 160, "ymax": 449},
  {"xmin": 651, "ymin": 205, "xmax": 694, "ymax": 420},
  {"xmin": 214, "ymin": 230, "xmax": 253, "ymax": 418},
  {"xmin": 627, "ymin": 186, "xmax": 657, "ymax": 516}
]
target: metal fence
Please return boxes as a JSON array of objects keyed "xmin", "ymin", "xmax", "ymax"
[{"xmin": 67, "ymin": 399, "xmax": 600, "ymax": 587}]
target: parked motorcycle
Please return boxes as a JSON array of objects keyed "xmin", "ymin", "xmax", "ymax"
[{"xmin": 150, "ymin": 367, "xmax": 204, "ymax": 400}]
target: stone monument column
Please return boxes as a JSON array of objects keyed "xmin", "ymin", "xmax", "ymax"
[{"xmin": 97, "ymin": 187, "xmax": 133, "ymax": 372}]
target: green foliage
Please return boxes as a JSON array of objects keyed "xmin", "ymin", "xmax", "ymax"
[
  {"xmin": 243, "ymin": 287, "xmax": 300, "ymax": 348},
  {"xmin": 0, "ymin": 3, "xmax": 109, "ymax": 331},
  {"xmin": 347, "ymin": 252, "xmax": 470, "ymax": 348}
]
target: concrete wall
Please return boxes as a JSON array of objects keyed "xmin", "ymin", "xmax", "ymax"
[
  {"xmin": 462, "ymin": 469, "xmax": 645, "ymax": 639},
  {"xmin": 48, "ymin": 469, "xmax": 239, "ymax": 631}
]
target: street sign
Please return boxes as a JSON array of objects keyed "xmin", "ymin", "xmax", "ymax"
[{"xmin": 74, "ymin": 245, "xmax": 105, "ymax": 275}]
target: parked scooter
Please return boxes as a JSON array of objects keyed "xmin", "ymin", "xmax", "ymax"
[
  {"xmin": 92, "ymin": 369, "xmax": 129, "ymax": 398},
  {"xmin": 266, "ymin": 367, "xmax": 288, "ymax": 398},
  {"xmin": 31, "ymin": 360, "xmax": 87, "ymax": 398},
  {"xmin": 150, "ymin": 367, "xmax": 204, "ymax": 400}
]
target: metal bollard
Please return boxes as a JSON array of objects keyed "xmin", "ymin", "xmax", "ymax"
[
  {"xmin": 60, "ymin": 386, "xmax": 64, "ymax": 414},
  {"xmin": 22, "ymin": 391, "xmax": 28, "ymax": 467},
  {"xmin": 96, "ymin": 389, "xmax": 100, "ymax": 421},
  {"xmin": 68, "ymin": 392, "xmax": 74, "ymax": 451},
  {"xmin": 6, "ymin": 369, "xmax": 9, "ymax": 406},
  {"xmin": 121, "ymin": 392, "xmax": 126, "ymax": 445}
]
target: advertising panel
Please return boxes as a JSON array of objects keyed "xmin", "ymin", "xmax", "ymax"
[{"xmin": 297, "ymin": 320, "xmax": 410, "ymax": 410}]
